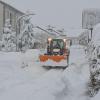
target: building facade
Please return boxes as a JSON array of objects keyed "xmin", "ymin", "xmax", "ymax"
[
  {"xmin": 0, "ymin": 0, "xmax": 24, "ymax": 37},
  {"xmin": 82, "ymin": 9, "xmax": 100, "ymax": 29},
  {"xmin": 81, "ymin": 9, "xmax": 100, "ymax": 46}
]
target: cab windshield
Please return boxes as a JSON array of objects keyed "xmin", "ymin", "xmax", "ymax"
[{"xmin": 51, "ymin": 39, "xmax": 64, "ymax": 49}]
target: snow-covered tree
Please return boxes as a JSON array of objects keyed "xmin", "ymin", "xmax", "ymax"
[
  {"xmin": 46, "ymin": 25, "xmax": 66, "ymax": 36},
  {"xmin": 18, "ymin": 16, "xmax": 35, "ymax": 51},
  {"xmin": 87, "ymin": 24, "xmax": 100, "ymax": 97},
  {"xmin": 1, "ymin": 19, "xmax": 16, "ymax": 52}
]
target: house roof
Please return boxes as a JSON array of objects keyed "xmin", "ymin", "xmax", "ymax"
[
  {"xmin": 0, "ymin": 0, "xmax": 24, "ymax": 15},
  {"xmin": 66, "ymin": 29, "xmax": 87, "ymax": 38}
]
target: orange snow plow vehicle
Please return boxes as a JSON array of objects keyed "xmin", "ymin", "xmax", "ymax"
[{"xmin": 39, "ymin": 38, "xmax": 70, "ymax": 68}]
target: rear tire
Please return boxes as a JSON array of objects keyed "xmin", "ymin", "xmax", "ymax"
[
  {"xmin": 42, "ymin": 66, "xmax": 51, "ymax": 69},
  {"xmin": 67, "ymin": 55, "xmax": 69, "ymax": 67}
]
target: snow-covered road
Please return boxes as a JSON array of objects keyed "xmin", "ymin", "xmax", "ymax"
[
  {"xmin": 55, "ymin": 45, "xmax": 90, "ymax": 100},
  {"xmin": 0, "ymin": 45, "xmax": 100, "ymax": 100}
]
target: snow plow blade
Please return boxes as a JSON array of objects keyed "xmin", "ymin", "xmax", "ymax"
[
  {"xmin": 39, "ymin": 55, "xmax": 67, "ymax": 62},
  {"xmin": 39, "ymin": 55, "xmax": 68, "ymax": 68}
]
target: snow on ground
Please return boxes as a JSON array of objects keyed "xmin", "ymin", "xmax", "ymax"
[
  {"xmin": 55, "ymin": 45, "xmax": 90, "ymax": 100},
  {"xmin": 0, "ymin": 51, "xmax": 64, "ymax": 100},
  {"xmin": 21, "ymin": 49, "xmax": 47, "ymax": 78},
  {"xmin": 0, "ymin": 45, "xmax": 98, "ymax": 100}
]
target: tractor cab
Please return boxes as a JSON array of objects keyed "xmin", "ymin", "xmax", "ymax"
[{"xmin": 47, "ymin": 38, "xmax": 67, "ymax": 55}]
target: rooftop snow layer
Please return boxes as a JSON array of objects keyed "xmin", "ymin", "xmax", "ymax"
[
  {"xmin": 66, "ymin": 29, "xmax": 87, "ymax": 37},
  {"xmin": 2, "ymin": 0, "xmax": 25, "ymax": 13},
  {"xmin": 83, "ymin": 8, "xmax": 100, "ymax": 14}
]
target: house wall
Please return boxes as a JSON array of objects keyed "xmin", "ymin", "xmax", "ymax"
[
  {"xmin": 4, "ymin": 5, "xmax": 23, "ymax": 31},
  {"xmin": 0, "ymin": 3, "xmax": 3, "ymax": 38},
  {"xmin": 0, "ymin": 1, "xmax": 23, "ymax": 36}
]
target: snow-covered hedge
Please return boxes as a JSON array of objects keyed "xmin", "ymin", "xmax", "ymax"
[{"xmin": 1, "ymin": 19, "xmax": 16, "ymax": 52}]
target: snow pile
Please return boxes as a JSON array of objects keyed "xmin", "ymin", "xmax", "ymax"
[
  {"xmin": 61, "ymin": 63, "xmax": 89, "ymax": 100},
  {"xmin": 61, "ymin": 45, "xmax": 90, "ymax": 100}
]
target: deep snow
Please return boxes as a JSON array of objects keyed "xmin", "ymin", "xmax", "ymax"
[{"xmin": 0, "ymin": 45, "xmax": 99, "ymax": 100}]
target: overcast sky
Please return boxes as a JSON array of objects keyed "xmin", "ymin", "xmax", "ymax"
[{"xmin": 3, "ymin": 0, "xmax": 100, "ymax": 30}]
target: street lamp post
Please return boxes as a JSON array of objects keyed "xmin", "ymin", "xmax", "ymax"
[
  {"xmin": 87, "ymin": 14, "xmax": 95, "ymax": 43},
  {"xmin": 87, "ymin": 27, "xmax": 93, "ymax": 43},
  {"xmin": 90, "ymin": 27, "xmax": 93, "ymax": 39}
]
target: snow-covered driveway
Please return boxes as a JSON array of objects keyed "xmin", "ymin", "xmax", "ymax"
[{"xmin": 0, "ymin": 45, "xmax": 98, "ymax": 100}]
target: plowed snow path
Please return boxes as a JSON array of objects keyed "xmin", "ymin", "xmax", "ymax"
[{"xmin": 55, "ymin": 45, "xmax": 90, "ymax": 100}]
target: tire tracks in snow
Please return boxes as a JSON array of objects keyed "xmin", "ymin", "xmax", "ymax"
[{"xmin": 55, "ymin": 61, "xmax": 91, "ymax": 100}]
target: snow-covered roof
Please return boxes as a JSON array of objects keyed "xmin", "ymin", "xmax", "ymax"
[
  {"xmin": 66, "ymin": 29, "xmax": 87, "ymax": 37},
  {"xmin": 83, "ymin": 8, "xmax": 100, "ymax": 14},
  {"xmin": 0, "ymin": 0, "xmax": 24, "ymax": 14}
]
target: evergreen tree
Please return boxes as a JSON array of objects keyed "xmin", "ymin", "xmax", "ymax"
[{"xmin": 18, "ymin": 16, "xmax": 35, "ymax": 51}]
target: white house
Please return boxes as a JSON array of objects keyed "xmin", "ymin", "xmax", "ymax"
[{"xmin": 0, "ymin": 0, "xmax": 24, "ymax": 38}]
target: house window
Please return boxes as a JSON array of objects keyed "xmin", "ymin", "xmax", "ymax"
[
  {"xmin": 10, "ymin": 13, "xmax": 12, "ymax": 25},
  {"xmin": 7, "ymin": 11, "xmax": 9, "ymax": 18}
]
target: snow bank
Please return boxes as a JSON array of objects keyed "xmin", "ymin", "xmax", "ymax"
[
  {"xmin": 59, "ymin": 45, "xmax": 90, "ymax": 100},
  {"xmin": 62, "ymin": 64, "xmax": 89, "ymax": 100}
]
